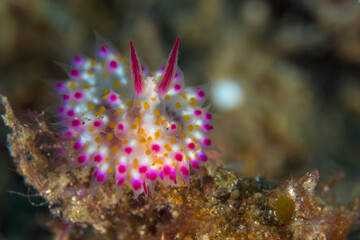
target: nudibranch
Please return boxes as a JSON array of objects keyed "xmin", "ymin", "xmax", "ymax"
[{"xmin": 55, "ymin": 35, "xmax": 213, "ymax": 197}]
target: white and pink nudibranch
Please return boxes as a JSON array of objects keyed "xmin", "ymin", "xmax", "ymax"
[{"xmin": 55, "ymin": 36, "xmax": 213, "ymax": 197}]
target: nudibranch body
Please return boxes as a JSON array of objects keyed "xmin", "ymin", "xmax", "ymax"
[{"xmin": 55, "ymin": 36, "xmax": 213, "ymax": 197}]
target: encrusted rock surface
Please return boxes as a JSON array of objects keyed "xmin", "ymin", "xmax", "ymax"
[{"xmin": 2, "ymin": 94, "xmax": 359, "ymax": 239}]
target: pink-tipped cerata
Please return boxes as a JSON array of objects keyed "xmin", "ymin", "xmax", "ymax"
[
  {"xmin": 157, "ymin": 36, "xmax": 180, "ymax": 95},
  {"xmin": 55, "ymin": 35, "xmax": 213, "ymax": 198},
  {"xmin": 130, "ymin": 40, "xmax": 144, "ymax": 95}
]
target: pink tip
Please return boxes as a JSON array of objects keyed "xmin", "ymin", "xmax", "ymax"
[
  {"xmin": 151, "ymin": 144, "xmax": 161, "ymax": 152},
  {"xmin": 147, "ymin": 170, "xmax": 157, "ymax": 181},
  {"xmin": 93, "ymin": 153, "xmax": 103, "ymax": 163},
  {"xmin": 109, "ymin": 60, "xmax": 118, "ymax": 70},
  {"xmin": 71, "ymin": 119, "xmax": 81, "ymax": 128},
  {"xmin": 187, "ymin": 142, "xmax": 195, "ymax": 150},
  {"xmin": 139, "ymin": 165, "xmax": 148, "ymax": 173},
  {"xmin": 67, "ymin": 109, "xmax": 75, "ymax": 117},
  {"xmin": 170, "ymin": 124, "xmax": 177, "ymax": 131},
  {"xmin": 58, "ymin": 106, "xmax": 65, "ymax": 113},
  {"xmin": 163, "ymin": 165, "xmax": 171, "ymax": 175},
  {"xmin": 70, "ymin": 69, "xmax": 80, "ymax": 79},
  {"xmin": 77, "ymin": 154, "xmax": 88, "ymax": 164},
  {"xmin": 117, "ymin": 177, "xmax": 125, "ymax": 186},
  {"xmin": 203, "ymin": 124, "xmax": 214, "ymax": 132},
  {"xmin": 73, "ymin": 56, "xmax": 83, "ymax": 66},
  {"xmin": 174, "ymin": 73, "xmax": 180, "ymax": 80},
  {"xmin": 180, "ymin": 166, "xmax": 189, "ymax": 178},
  {"xmin": 141, "ymin": 65, "xmax": 148, "ymax": 74},
  {"xmin": 174, "ymin": 84, "xmax": 182, "ymax": 92},
  {"xmin": 132, "ymin": 179, "xmax": 142, "ymax": 191},
  {"xmin": 157, "ymin": 36, "xmax": 180, "ymax": 95},
  {"xmin": 204, "ymin": 113, "xmax": 212, "ymax": 121},
  {"xmin": 174, "ymin": 152, "xmax": 183, "ymax": 162},
  {"xmin": 66, "ymin": 130, "xmax": 74, "ymax": 137},
  {"xmin": 117, "ymin": 123, "xmax": 125, "ymax": 131},
  {"xmin": 158, "ymin": 66, "xmax": 165, "ymax": 73},
  {"xmin": 194, "ymin": 110, "xmax": 202, "ymax": 117},
  {"xmin": 124, "ymin": 146, "xmax": 133, "ymax": 155},
  {"xmin": 74, "ymin": 91, "xmax": 84, "ymax": 100},
  {"xmin": 108, "ymin": 94, "xmax": 118, "ymax": 103},
  {"xmin": 129, "ymin": 40, "xmax": 144, "ymax": 95},
  {"xmin": 118, "ymin": 164, "xmax": 127, "ymax": 174},
  {"xmin": 100, "ymin": 46, "xmax": 108, "ymax": 56},
  {"xmin": 93, "ymin": 120, "xmax": 103, "ymax": 128},
  {"xmin": 55, "ymin": 82, "xmax": 65, "ymax": 92},
  {"xmin": 196, "ymin": 89, "xmax": 205, "ymax": 99},
  {"xmin": 202, "ymin": 138, "xmax": 211, "ymax": 146},
  {"xmin": 190, "ymin": 159, "xmax": 200, "ymax": 169},
  {"xmin": 63, "ymin": 94, "xmax": 70, "ymax": 101},
  {"xmin": 96, "ymin": 172, "xmax": 106, "ymax": 182},
  {"xmin": 73, "ymin": 141, "xmax": 82, "ymax": 151},
  {"xmin": 198, "ymin": 153, "xmax": 208, "ymax": 162}
]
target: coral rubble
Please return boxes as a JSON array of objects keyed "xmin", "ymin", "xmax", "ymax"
[{"xmin": 2, "ymin": 95, "xmax": 359, "ymax": 239}]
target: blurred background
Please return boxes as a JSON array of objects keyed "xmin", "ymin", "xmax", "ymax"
[{"xmin": 0, "ymin": 0, "xmax": 360, "ymax": 239}]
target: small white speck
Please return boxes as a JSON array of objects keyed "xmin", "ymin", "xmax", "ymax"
[
  {"xmin": 211, "ymin": 78, "xmax": 244, "ymax": 111},
  {"xmin": 289, "ymin": 187, "xmax": 295, "ymax": 197}
]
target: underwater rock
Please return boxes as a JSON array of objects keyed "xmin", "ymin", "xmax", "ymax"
[{"xmin": 1, "ymin": 94, "xmax": 359, "ymax": 239}]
